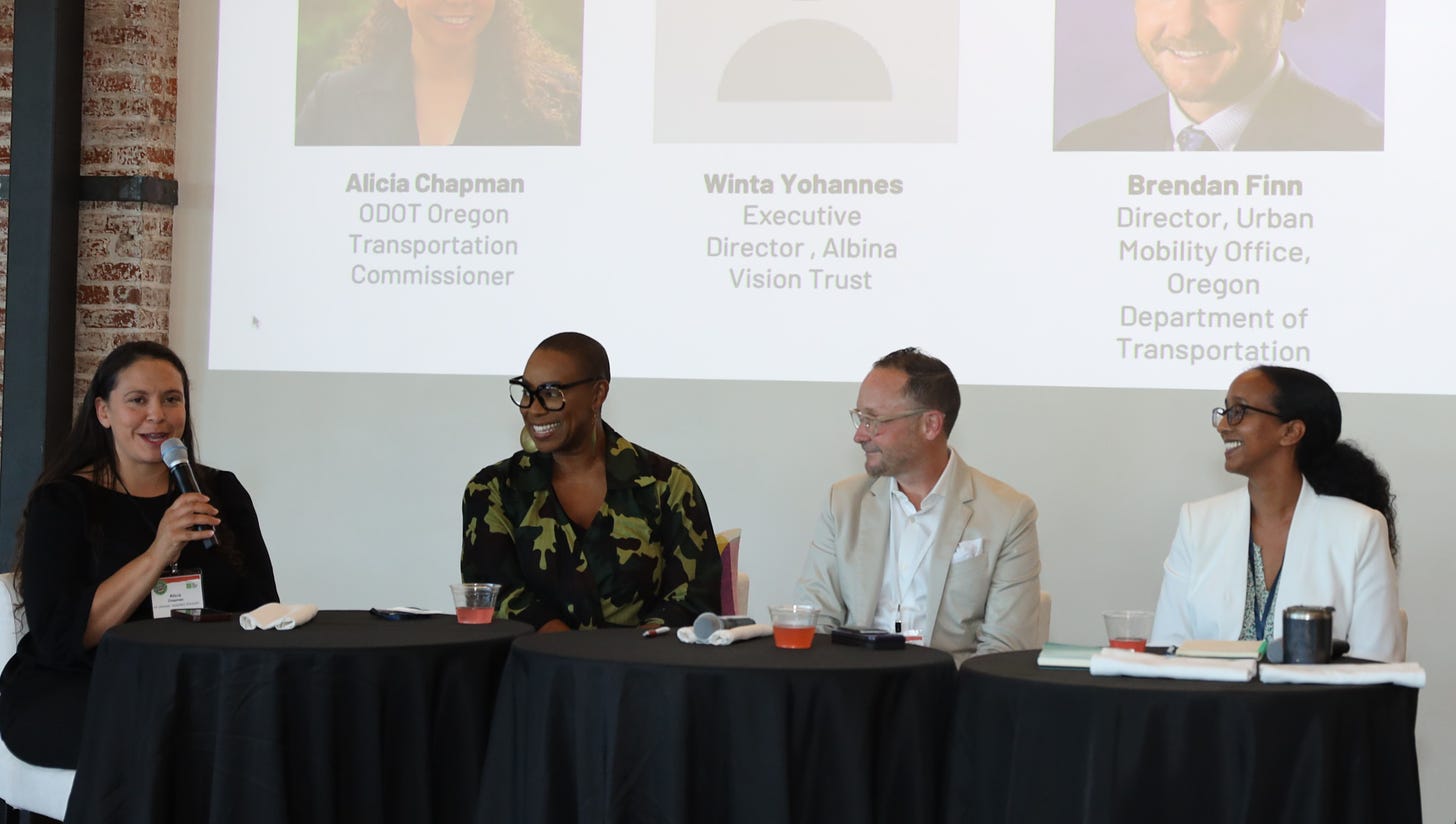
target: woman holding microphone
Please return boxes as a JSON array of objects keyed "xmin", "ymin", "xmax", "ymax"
[{"xmin": 0, "ymin": 342, "xmax": 279, "ymax": 768}]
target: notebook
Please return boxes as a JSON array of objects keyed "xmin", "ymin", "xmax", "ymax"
[
  {"xmin": 1036, "ymin": 643, "xmax": 1102, "ymax": 669},
  {"xmin": 1174, "ymin": 639, "xmax": 1265, "ymax": 659}
]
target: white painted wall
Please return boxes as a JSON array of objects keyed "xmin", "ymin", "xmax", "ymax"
[{"xmin": 175, "ymin": 5, "xmax": 1453, "ymax": 820}]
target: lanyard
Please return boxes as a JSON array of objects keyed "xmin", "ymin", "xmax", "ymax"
[
  {"xmin": 116, "ymin": 475, "xmax": 183, "ymax": 575},
  {"xmin": 888, "ymin": 500, "xmax": 934, "ymax": 634},
  {"xmin": 892, "ymin": 540, "xmax": 932, "ymax": 634},
  {"xmin": 1248, "ymin": 539, "xmax": 1282, "ymax": 641}
]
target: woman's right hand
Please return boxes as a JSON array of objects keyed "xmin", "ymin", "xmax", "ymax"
[
  {"xmin": 85, "ymin": 492, "xmax": 222, "ymax": 648},
  {"xmin": 148, "ymin": 492, "xmax": 219, "ymax": 567}
]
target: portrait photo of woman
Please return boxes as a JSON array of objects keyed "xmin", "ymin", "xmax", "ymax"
[{"xmin": 295, "ymin": 0, "xmax": 584, "ymax": 146}]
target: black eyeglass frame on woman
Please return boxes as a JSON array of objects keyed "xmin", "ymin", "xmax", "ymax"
[
  {"xmin": 509, "ymin": 376, "xmax": 601, "ymax": 411},
  {"xmin": 1210, "ymin": 404, "xmax": 1286, "ymax": 427}
]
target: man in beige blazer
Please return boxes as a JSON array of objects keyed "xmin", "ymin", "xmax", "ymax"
[{"xmin": 794, "ymin": 349, "xmax": 1042, "ymax": 665}]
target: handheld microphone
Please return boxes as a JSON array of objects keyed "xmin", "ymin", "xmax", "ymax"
[
  {"xmin": 160, "ymin": 437, "xmax": 218, "ymax": 549},
  {"xmin": 691, "ymin": 613, "xmax": 753, "ymax": 641}
]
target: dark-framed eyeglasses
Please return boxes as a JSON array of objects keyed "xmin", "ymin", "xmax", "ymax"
[
  {"xmin": 1211, "ymin": 404, "xmax": 1284, "ymax": 427},
  {"xmin": 849, "ymin": 407, "xmax": 927, "ymax": 436},
  {"xmin": 509, "ymin": 376, "xmax": 601, "ymax": 411}
]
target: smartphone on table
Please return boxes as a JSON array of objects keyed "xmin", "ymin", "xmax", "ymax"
[{"xmin": 171, "ymin": 607, "xmax": 234, "ymax": 623}]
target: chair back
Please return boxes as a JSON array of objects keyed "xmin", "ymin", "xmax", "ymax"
[
  {"xmin": 1033, "ymin": 591, "xmax": 1052, "ymax": 648},
  {"xmin": 0, "ymin": 572, "xmax": 77, "ymax": 820},
  {"xmin": 1397, "ymin": 607, "xmax": 1408, "ymax": 662},
  {"xmin": 735, "ymin": 572, "xmax": 750, "ymax": 617},
  {"xmin": 0, "ymin": 573, "xmax": 26, "ymax": 663},
  {"xmin": 715, "ymin": 530, "xmax": 749, "ymax": 614}
]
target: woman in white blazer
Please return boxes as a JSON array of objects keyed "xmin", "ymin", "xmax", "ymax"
[{"xmin": 1151, "ymin": 366, "xmax": 1402, "ymax": 661}]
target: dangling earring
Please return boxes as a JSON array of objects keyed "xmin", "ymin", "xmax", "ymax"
[{"xmin": 519, "ymin": 426, "xmax": 538, "ymax": 453}]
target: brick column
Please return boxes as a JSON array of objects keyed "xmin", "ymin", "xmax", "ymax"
[
  {"xmin": 74, "ymin": 0, "xmax": 178, "ymax": 402},
  {"xmin": 0, "ymin": 0, "xmax": 13, "ymax": 438},
  {"xmin": 0, "ymin": 0, "xmax": 177, "ymax": 450}
]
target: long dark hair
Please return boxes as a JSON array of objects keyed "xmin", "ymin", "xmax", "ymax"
[
  {"xmin": 13, "ymin": 342, "xmax": 197, "ymax": 580},
  {"xmin": 347, "ymin": 0, "xmax": 580, "ymax": 135},
  {"xmin": 1257, "ymin": 365, "xmax": 1399, "ymax": 560}
]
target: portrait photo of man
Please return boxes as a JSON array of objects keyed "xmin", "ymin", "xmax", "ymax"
[{"xmin": 1055, "ymin": 0, "xmax": 1384, "ymax": 152}]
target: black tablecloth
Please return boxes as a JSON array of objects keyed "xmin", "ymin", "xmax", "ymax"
[
  {"xmin": 67, "ymin": 610, "xmax": 530, "ymax": 824},
  {"xmin": 948, "ymin": 650, "xmax": 1422, "ymax": 824},
  {"xmin": 479, "ymin": 629, "xmax": 956, "ymax": 824}
]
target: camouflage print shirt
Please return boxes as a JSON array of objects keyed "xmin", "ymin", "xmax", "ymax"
[{"xmin": 461, "ymin": 422, "xmax": 721, "ymax": 629}]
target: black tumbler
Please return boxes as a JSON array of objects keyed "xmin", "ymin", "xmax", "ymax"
[{"xmin": 1282, "ymin": 605, "xmax": 1335, "ymax": 664}]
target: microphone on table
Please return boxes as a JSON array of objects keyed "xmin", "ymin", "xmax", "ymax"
[
  {"xmin": 692, "ymin": 613, "xmax": 753, "ymax": 641},
  {"xmin": 160, "ymin": 437, "xmax": 218, "ymax": 550}
]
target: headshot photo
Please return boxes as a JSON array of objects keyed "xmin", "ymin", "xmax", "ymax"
[
  {"xmin": 1054, "ymin": 0, "xmax": 1384, "ymax": 152},
  {"xmin": 654, "ymin": 0, "xmax": 959, "ymax": 144},
  {"xmin": 295, "ymin": 0, "xmax": 584, "ymax": 147}
]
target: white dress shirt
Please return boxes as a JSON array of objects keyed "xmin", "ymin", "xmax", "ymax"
[
  {"xmin": 872, "ymin": 449, "xmax": 958, "ymax": 637},
  {"xmin": 1169, "ymin": 53, "xmax": 1285, "ymax": 151}
]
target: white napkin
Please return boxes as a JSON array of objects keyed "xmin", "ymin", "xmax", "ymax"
[
  {"xmin": 239, "ymin": 603, "xmax": 319, "ymax": 631},
  {"xmin": 1259, "ymin": 662, "xmax": 1426, "ymax": 688},
  {"xmin": 675, "ymin": 623, "xmax": 774, "ymax": 646},
  {"xmin": 1090, "ymin": 648, "xmax": 1257, "ymax": 682},
  {"xmin": 378, "ymin": 606, "xmax": 452, "ymax": 616}
]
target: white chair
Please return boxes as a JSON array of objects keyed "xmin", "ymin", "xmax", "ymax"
[
  {"xmin": 0, "ymin": 572, "xmax": 75, "ymax": 822},
  {"xmin": 1033, "ymin": 591, "xmax": 1052, "ymax": 648}
]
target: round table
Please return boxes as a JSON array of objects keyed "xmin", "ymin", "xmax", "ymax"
[
  {"xmin": 947, "ymin": 650, "xmax": 1422, "ymax": 824},
  {"xmin": 479, "ymin": 629, "xmax": 957, "ymax": 824},
  {"xmin": 67, "ymin": 610, "xmax": 530, "ymax": 824}
]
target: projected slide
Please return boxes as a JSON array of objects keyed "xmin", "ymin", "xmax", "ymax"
[{"xmin": 209, "ymin": 0, "xmax": 1452, "ymax": 394}]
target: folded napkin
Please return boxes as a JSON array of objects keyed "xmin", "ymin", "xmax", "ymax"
[
  {"xmin": 675, "ymin": 623, "xmax": 774, "ymax": 646},
  {"xmin": 1259, "ymin": 662, "xmax": 1426, "ymax": 688},
  {"xmin": 377, "ymin": 606, "xmax": 452, "ymax": 616},
  {"xmin": 1090, "ymin": 648, "xmax": 1257, "ymax": 682},
  {"xmin": 239, "ymin": 603, "xmax": 319, "ymax": 631}
]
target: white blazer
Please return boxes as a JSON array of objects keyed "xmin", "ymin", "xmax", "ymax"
[{"xmin": 1150, "ymin": 478, "xmax": 1402, "ymax": 662}]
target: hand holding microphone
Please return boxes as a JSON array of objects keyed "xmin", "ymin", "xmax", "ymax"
[
  {"xmin": 151, "ymin": 493, "xmax": 218, "ymax": 566},
  {"xmin": 161, "ymin": 438, "xmax": 219, "ymax": 550}
]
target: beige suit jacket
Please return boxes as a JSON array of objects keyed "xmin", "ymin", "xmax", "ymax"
[{"xmin": 794, "ymin": 453, "xmax": 1042, "ymax": 665}]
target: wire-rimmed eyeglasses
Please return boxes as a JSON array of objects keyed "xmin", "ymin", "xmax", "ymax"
[
  {"xmin": 849, "ymin": 408, "xmax": 927, "ymax": 436},
  {"xmin": 509, "ymin": 376, "xmax": 601, "ymax": 411},
  {"xmin": 1211, "ymin": 404, "xmax": 1283, "ymax": 427}
]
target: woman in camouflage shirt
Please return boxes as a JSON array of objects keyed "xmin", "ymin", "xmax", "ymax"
[{"xmin": 461, "ymin": 332, "xmax": 721, "ymax": 630}]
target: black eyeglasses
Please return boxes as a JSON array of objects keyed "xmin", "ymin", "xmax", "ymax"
[
  {"xmin": 1211, "ymin": 404, "xmax": 1284, "ymax": 427},
  {"xmin": 509, "ymin": 376, "xmax": 601, "ymax": 411}
]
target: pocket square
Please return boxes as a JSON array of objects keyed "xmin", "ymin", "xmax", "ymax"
[{"xmin": 951, "ymin": 538, "xmax": 984, "ymax": 564}]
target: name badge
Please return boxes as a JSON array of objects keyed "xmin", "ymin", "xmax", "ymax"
[{"xmin": 150, "ymin": 571, "xmax": 205, "ymax": 618}]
